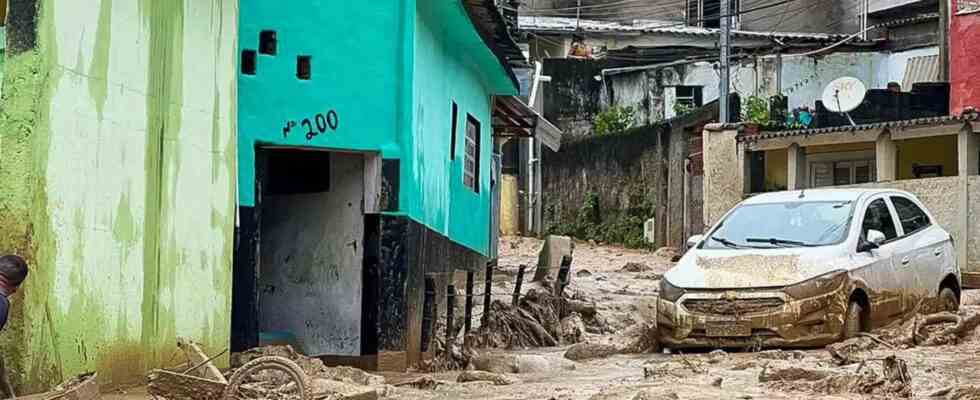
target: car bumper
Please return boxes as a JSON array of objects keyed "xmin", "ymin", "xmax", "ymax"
[{"xmin": 656, "ymin": 282, "xmax": 849, "ymax": 349}]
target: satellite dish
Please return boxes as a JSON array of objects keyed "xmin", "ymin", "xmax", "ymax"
[
  {"xmin": 822, "ymin": 77, "xmax": 867, "ymax": 113},
  {"xmin": 822, "ymin": 77, "xmax": 866, "ymax": 126}
]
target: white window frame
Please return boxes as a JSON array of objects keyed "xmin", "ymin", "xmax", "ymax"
[{"xmin": 806, "ymin": 150, "xmax": 876, "ymax": 188}]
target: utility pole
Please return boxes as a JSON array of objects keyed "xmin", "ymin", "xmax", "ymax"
[{"xmin": 719, "ymin": 0, "xmax": 731, "ymax": 123}]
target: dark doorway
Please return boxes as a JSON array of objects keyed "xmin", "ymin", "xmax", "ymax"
[{"xmin": 232, "ymin": 148, "xmax": 378, "ymax": 358}]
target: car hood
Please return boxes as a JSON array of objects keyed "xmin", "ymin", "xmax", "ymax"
[{"xmin": 663, "ymin": 246, "xmax": 850, "ymax": 289}]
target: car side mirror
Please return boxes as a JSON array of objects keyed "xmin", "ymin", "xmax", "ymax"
[
  {"xmin": 686, "ymin": 234, "xmax": 704, "ymax": 249},
  {"xmin": 867, "ymin": 230, "xmax": 886, "ymax": 245},
  {"xmin": 858, "ymin": 230, "xmax": 886, "ymax": 253}
]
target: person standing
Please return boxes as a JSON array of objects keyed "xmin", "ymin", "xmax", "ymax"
[{"xmin": 0, "ymin": 255, "xmax": 28, "ymax": 399}]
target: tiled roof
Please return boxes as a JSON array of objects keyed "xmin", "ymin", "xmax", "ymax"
[
  {"xmin": 518, "ymin": 16, "xmax": 868, "ymax": 43},
  {"xmin": 739, "ymin": 113, "xmax": 980, "ymax": 142}
]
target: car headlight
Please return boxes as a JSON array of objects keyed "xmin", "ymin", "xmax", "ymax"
[
  {"xmin": 659, "ymin": 278, "xmax": 685, "ymax": 302},
  {"xmin": 784, "ymin": 270, "xmax": 848, "ymax": 300}
]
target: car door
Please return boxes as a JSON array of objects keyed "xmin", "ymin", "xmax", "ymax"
[
  {"xmin": 851, "ymin": 196, "xmax": 905, "ymax": 320},
  {"xmin": 889, "ymin": 195, "xmax": 950, "ymax": 301}
]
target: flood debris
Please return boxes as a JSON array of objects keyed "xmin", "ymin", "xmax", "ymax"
[
  {"xmin": 150, "ymin": 343, "xmax": 385, "ymax": 400},
  {"xmin": 620, "ymin": 323, "xmax": 660, "ymax": 354},
  {"xmin": 469, "ymin": 353, "xmax": 576, "ymax": 375},
  {"xmin": 37, "ymin": 373, "xmax": 100, "ymax": 400},
  {"xmin": 455, "ymin": 370, "xmax": 517, "ymax": 386},
  {"xmin": 468, "ymin": 288, "xmax": 598, "ymax": 351},
  {"xmin": 763, "ymin": 356, "xmax": 912, "ymax": 398},
  {"xmin": 392, "ymin": 376, "xmax": 442, "ymax": 390},
  {"xmin": 563, "ymin": 343, "xmax": 619, "ymax": 361},
  {"xmin": 311, "ymin": 378, "xmax": 379, "ymax": 400},
  {"xmin": 620, "ymin": 262, "xmax": 650, "ymax": 273},
  {"xmin": 929, "ymin": 385, "xmax": 980, "ymax": 399},
  {"xmin": 631, "ymin": 390, "xmax": 679, "ymax": 400},
  {"xmin": 560, "ymin": 313, "xmax": 586, "ymax": 343}
]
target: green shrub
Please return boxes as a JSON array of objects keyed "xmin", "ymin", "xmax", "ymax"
[
  {"xmin": 593, "ymin": 106, "xmax": 636, "ymax": 136},
  {"xmin": 743, "ymin": 95, "xmax": 770, "ymax": 125}
]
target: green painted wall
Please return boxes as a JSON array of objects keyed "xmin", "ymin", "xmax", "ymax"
[
  {"xmin": 0, "ymin": 0, "xmax": 237, "ymax": 391},
  {"xmin": 408, "ymin": 0, "xmax": 516, "ymax": 255},
  {"xmin": 238, "ymin": 0, "xmax": 515, "ymax": 256}
]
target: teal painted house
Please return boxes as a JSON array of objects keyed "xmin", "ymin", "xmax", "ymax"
[{"xmin": 234, "ymin": 0, "xmax": 535, "ymax": 369}]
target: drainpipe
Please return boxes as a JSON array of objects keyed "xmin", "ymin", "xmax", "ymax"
[
  {"xmin": 527, "ymin": 61, "xmax": 548, "ymax": 235},
  {"xmin": 939, "ymin": 0, "xmax": 950, "ymax": 81}
]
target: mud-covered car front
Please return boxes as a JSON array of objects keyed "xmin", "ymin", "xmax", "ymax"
[{"xmin": 657, "ymin": 270, "xmax": 850, "ymax": 348}]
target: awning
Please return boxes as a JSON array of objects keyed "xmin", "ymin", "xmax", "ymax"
[{"xmin": 492, "ymin": 95, "xmax": 562, "ymax": 151}]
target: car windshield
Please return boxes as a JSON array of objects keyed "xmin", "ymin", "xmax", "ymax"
[{"xmin": 704, "ymin": 200, "xmax": 855, "ymax": 249}]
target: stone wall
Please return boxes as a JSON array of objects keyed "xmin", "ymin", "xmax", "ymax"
[{"xmin": 540, "ymin": 124, "xmax": 665, "ymax": 247}]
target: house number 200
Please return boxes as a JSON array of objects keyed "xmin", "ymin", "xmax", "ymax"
[{"xmin": 282, "ymin": 110, "xmax": 339, "ymax": 141}]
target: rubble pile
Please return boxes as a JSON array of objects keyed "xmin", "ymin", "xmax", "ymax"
[
  {"xmin": 467, "ymin": 288, "xmax": 596, "ymax": 350},
  {"xmin": 762, "ymin": 355, "xmax": 912, "ymax": 398}
]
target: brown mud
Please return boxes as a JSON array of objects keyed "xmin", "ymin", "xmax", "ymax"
[{"xmin": 376, "ymin": 237, "xmax": 980, "ymax": 400}]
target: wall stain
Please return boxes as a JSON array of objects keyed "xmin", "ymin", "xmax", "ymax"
[{"xmin": 88, "ymin": 0, "xmax": 112, "ymax": 120}]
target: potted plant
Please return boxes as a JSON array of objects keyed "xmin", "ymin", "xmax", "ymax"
[{"xmin": 741, "ymin": 95, "xmax": 770, "ymax": 136}]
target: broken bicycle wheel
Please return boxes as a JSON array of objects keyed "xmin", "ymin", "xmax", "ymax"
[{"xmin": 223, "ymin": 356, "xmax": 312, "ymax": 400}]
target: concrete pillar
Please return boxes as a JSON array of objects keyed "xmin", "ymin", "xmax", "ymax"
[
  {"xmin": 958, "ymin": 127, "xmax": 978, "ymax": 288},
  {"xmin": 787, "ymin": 144, "xmax": 807, "ymax": 190},
  {"xmin": 702, "ymin": 124, "xmax": 744, "ymax": 228},
  {"xmin": 876, "ymin": 131, "xmax": 898, "ymax": 182},
  {"xmin": 960, "ymin": 128, "xmax": 979, "ymax": 177},
  {"xmin": 667, "ymin": 126, "xmax": 688, "ymax": 249}
]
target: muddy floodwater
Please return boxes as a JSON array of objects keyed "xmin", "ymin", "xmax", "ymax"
[
  {"xmin": 377, "ymin": 237, "xmax": 980, "ymax": 400},
  {"xmin": 103, "ymin": 237, "xmax": 980, "ymax": 400}
]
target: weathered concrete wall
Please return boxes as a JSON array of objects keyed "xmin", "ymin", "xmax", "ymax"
[
  {"xmin": 259, "ymin": 154, "xmax": 365, "ymax": 356},
  {"xmin": 540, "ymin": 125, "xmax": 664, "ymax": 243},
  {"xmin": 599, "ymin": 52, "xmax": 886, "ymax": 132},
  {"xmin": 702, "ymin": 126, "xmax": 744, "ymax": 228},
  {"xmin": 542, "ymin": 58, "xmax": 630, "ymax": 139},
  {"xmin": 0, "ymin": 0, "xmax": 237, "ymax": 391},
  {"xmin": 950, "ymin": 0, "xmax": 980, "ymax": 114}
]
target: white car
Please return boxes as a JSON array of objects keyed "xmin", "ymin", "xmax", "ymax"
[{"xmin": 657, "ymin": 188, "xmax": 959, "ymax": 349}]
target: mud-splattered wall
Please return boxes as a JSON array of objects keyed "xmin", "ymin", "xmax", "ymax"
[
  {"xmin": 0, "ymin": 0, "xmax": 237, "ymax": 391},
  {"xmin": 258, "ymin": 153, "xmax": 366, "ymax": 357}
]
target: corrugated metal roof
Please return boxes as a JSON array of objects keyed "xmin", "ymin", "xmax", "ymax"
[
  {"xmin": 518, "ymin": 16, "xmax": 865, "ymax": 43},
  {"xmin": 903, "ymin": 55, "xmax": 940, "ymax": 90},
  {"xmin": 738, "ymin": 114, "xmax": 979, "ymax": 143}
]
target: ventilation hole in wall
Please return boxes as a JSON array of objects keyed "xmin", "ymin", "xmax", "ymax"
[
  {"xmin": 297, "ymin": 55, "xmax": 311, "ymax": 80},
  {"xmin": 241, "ymin": 49, "xmax": 257, "ymax": 75},
  {"xmin": 259, "ymin": 30, "xmax": 277, "ymax": 55}
]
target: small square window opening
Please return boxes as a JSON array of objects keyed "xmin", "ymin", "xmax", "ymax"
[
  {"xmin": 297, "ymin": 56, "xmax": 311, "ymax": 80},
  {"xmin": 241, "ymin": 50, "xmax": 257, "ymax": 75},
  {"xmin": 259, "ymin": 30, "xmax": 278, "ymax": 55}
]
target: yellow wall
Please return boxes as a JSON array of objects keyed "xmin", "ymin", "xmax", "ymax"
[
  {"xmin": 764, "ymin": 149, "xmax": 788, "ymax": 191},
  {"xmin": 806, "ymin": 142, "xmax": 875, "ymax": 154},
  {"xmin": 896, "ymin": 135, "xmax": 959, "ymax": 180},
  {"xmin": 499, "ymin": 175, "xmax": 520, "ymax": 236}
]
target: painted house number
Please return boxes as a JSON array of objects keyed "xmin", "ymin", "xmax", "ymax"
[{"xmin": 282, "ymin": 110, "xmax": 339, "ymax": 140}]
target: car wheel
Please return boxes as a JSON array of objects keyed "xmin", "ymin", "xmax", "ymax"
[
  {"xmin": 940, "ymin": 287, "xmax": 959, "ymax": 312},
  {"xmin": 843, "ymin": 301, "xmax": 864, "ymax": 340}
]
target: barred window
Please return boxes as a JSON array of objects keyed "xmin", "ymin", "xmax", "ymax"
[{"xmin": 463, "ymin": 115, "xmax": 481, "ymax": 193}]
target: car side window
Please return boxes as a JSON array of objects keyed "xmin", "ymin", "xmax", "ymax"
[
  {"xmin": 890, "ymin": 196, "xmax": 931, "ymax": 235},
  {"xmin": 861, "ymin": 199, "xmax": 899, "ymax": 240}
]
